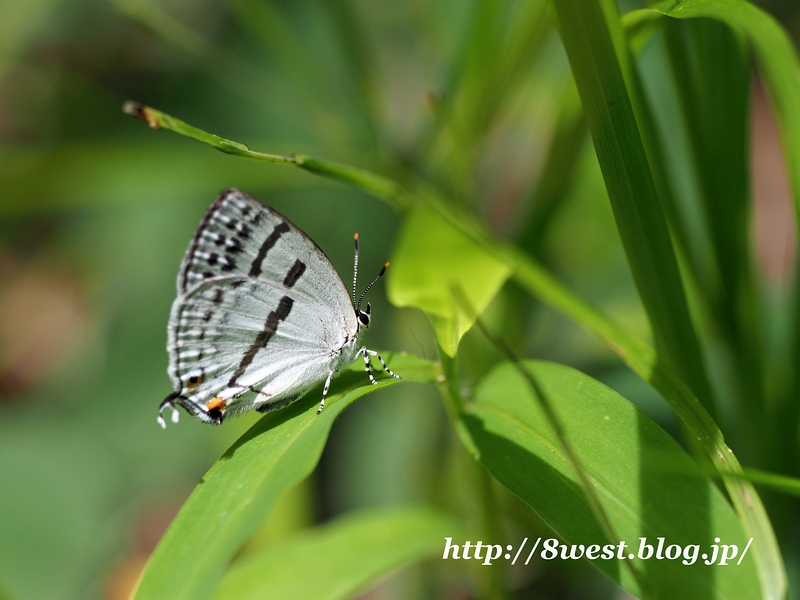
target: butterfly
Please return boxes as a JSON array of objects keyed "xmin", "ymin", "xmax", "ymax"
[{"xmin": 158, "ymin": 188, "xmax": 400, "ymax": 427}]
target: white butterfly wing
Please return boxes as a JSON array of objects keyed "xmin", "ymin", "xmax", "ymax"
[
  {"xmin": 169, "ymin": 277, "xmax": 358, "ymax": 417},
  {"xmin": 165, "ymin": 189, "xmax": 360, "ymax": 423},
  {"xmin": 178, "ymin": 188, "xmax": 356, "ymax": 332}
]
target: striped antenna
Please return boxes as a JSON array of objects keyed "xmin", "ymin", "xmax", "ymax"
[
  {"xmin": 357, "ymin": 262, "xmax": 389, "ymax": 310},
  {"xmin": 352, "ymin": 233, "xmax": 359, "ymax": 307}
]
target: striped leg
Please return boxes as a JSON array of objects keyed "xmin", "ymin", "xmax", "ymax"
[
  {"xmin": 317, "ymin": 369, "xmax": 336, "ymax": 414},
  {"xmin": 361, "ymin": 347, "xmax": 378, "ymax": 385},
  {"xmin": 366, "ymin": 349, "xmax": 401, "ymax": 379}
]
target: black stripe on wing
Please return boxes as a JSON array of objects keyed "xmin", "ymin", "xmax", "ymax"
[
  {"xmin": 283, "ymin": 259, "xmax": 307, "ymax": 288},
  {"xmin": 227, "ymin": 295, "xmax": 294, "ymax": 388},
  {"xmin": 170, "ymin": 255, "xmax": 311, "ymax": 398},
  {"xmin": 250, "ymin": 222, "xmax": 290, "ymax": 277}
]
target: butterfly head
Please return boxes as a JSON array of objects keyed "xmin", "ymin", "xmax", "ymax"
[
  {"xmin": 356, "ymin": 302, "xmax": 371, "ymax": 329},
  {"xmin": 355, "ymin": 260, "xmax": 388, "ymax": 331}
]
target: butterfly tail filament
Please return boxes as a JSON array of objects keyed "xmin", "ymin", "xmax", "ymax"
[{"xmin": 158, "ymin": 392, "xmax": 182, "ymax": 428}]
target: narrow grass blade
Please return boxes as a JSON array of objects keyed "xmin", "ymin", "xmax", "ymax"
[
  {"xmin": 648, "ymin": 0, "xmax": 800, "ymax": 222},
  {"xmin": 739, "ymin": 469, "xmax": 800, "ymax": 498},
  {"xmin": 641, "ymin": 0, "xmax": 800, "ymax": 558},
  {"xmin": 661, "ymin": 15, "xmax": 766, "ymax": 459},
  {"xmin": 549, "ymin": 0, "xmax": 716, "ymax": 420},
  {"xmin": 426, "ymin": 0, "xmax": 551, "ymax": 199}
]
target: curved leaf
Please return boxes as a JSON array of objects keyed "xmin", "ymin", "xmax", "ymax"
[
  {"xmin": 216, "ymin": 506, "xmax": 462, "ymax": 600},
  {"xmin": 387, "ymin": 204, "xmax": 511, "ymax": 357},
  {"xmin": 133, "ymin": 353, "xmax": 439, "ymax": 600},
  {"xmin": 458, "ymin": 360, "xmax": 760, "ymax": 599}
]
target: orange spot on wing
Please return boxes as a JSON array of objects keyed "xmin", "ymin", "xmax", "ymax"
[{"xmin": 206, "ymin": 397, "xmax": 226, "ymax": 411}]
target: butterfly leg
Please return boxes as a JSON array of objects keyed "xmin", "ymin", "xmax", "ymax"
[
  {"xmin": 361, "ymin": 346, "xmax": 378, "ymax": 385},
  {"xmin": 366, "ymin": 349, "xmax": 402, "ymax": 380},
  {"xmin": 318, "ymin": 369, "xmax": 336, "ymax": 414}
]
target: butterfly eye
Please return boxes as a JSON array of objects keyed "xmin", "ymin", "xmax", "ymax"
[{"xmin": 358, "ymin": 310, "xmax": 370, "ymax": 326}]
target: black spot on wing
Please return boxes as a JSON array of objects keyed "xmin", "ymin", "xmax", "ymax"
[
  {"xmin": 181, "ymin": 195, "xmax": 222, "ymax": 291},
  {"xmin": 227, "ymin": 237, "xmax": 243, "ymax": 254},
  {"xmin": 207, "ymin": 405, "xmax": 224, "ymax": 424},
  {"xmin": 220, "ymin": 256, "xmax": 237, "ymax": 272},
  {"xmin": 283, "ymin": 259, "xmax": 306, "ymax": 288}
]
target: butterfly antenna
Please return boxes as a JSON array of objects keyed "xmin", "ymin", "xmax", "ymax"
[
  {"xmin": 357, "ymin": 262, "xmax": 389, "ymax": 310},
  {"xmin": 352, "ymin": 233, "xmax": 359, "ymax": 307}
]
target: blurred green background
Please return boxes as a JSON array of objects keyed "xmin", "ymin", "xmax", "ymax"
[{"xmin": 1, "ymin": 0, "xmax": 799, "ymax": 598}]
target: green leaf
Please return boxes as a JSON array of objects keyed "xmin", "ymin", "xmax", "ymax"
[
  {"xmin": 216, "ymin": 506, "xmax": 461, "ymax": 600},
  {"xmin": 387, "ymin": 204, "xmax": 511, "ymax": 357},
  {"xmin": 133, "ymin": 353, "xmax": 439, "ymax": 600},
  {"xmin": 622, "ymin": 3, "xmax": 800, "ymax": 596},
  {"xmin": 660, "ymin": 12, "xmax": 766, "ymax": 458},
  {"xmin": 647, "ymin": 0, "xmax": 800, "ymax": 224},
  {"xmin": 459, "ymin": 360, "xmax": 760, "ymax": 599},
  {"xmin": 739, "ymin": 468, "xmax": 800, "ymax": 498},
  {"xmin": 503, "ymin": 245, "xmax": 785, "ymax": 600},
  {"xmin": 549, "ymin": 0, "xmax": 716, "ymax": 417},
  {"xmin": 635, "ymin": 5, "xmax": 800, "ymax": 588}
]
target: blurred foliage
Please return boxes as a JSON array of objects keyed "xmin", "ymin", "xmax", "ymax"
[{"xmin": 2, "ymin": 0, "xmax": 800, "ymax": 599}]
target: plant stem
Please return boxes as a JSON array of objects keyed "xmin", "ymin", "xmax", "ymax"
[{"xmin": 122, "ymin": 102, "xmax": 412, "ymax": 210}]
